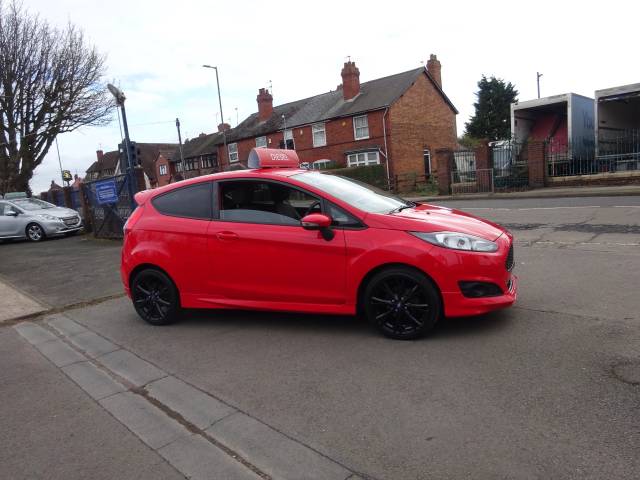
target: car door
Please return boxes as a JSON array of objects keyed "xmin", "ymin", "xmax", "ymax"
[
  {"xmin": 206, "ymin": 179, "xmax": 347, "ymax": 307},
  {"xmin": 0, "ymin": 202, "xmax": 23, "ymax": 237}
]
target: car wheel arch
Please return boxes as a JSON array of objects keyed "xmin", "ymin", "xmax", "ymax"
[
  {"xmin": 355, "ymin": 262, "xmax": 444, "ymax": 317},
  {"xmin": 129, "ymin": 263, "xmax": 180, "ymax": 301}
]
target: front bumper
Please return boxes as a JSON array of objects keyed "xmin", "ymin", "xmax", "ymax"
[
  {"xmin": 41, "ymin": 219, "xmax": 83, "ymax": 236},
  {"xmin": 443, "ymin": 273, "xmax": 517, "ymax": 317},
  {"xmin": 418, "ymin": 232, "xmax": 518, "ymax": 318}
]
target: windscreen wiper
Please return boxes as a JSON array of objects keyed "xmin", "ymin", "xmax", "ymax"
[{"xmin": 389, "ymin": 202, "xmax": 416, "ymax": 214}]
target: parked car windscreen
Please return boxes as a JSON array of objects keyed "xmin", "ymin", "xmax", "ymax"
[
  {"xmin": 11, "ymin": 198, "xmax": 55, "ymax": 210},
  {"xmin": 291, "ymin": 172, "xmax": 410, "ymax": 213}
]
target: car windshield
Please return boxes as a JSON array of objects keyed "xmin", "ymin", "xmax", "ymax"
[
  {"xmin": 292, "ymin": 172, "xmax": 413, "ymax": 214},
  {"xmin": 11, "ymin": 198, "xmax": 54, "ymax": 210}
]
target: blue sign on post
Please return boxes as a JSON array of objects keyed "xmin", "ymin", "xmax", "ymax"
[{"xmin": 95, "ymin": 179, "xmax": 119, "ymax": 205}]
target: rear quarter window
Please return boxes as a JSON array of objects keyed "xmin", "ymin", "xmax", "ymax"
[{"xmin": 152, "ymin": 182, "xmax": 212, "ymax": 220}]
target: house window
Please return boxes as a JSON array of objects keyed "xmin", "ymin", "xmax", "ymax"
[
  {"xmin": 185, "ymin": 158, "xmax": 197, "ymax": 171},
  {"xmin": 159, "ymin": 165, "xmax": 168, "ymax": 176},
  {"xmin": 311, "ymin": 159, "xmax": 333, "ymax": 170},
  {"xmin": 353, "ymin": 115, "xmax": 369, "ymax": 140},
  {"xmin": 283, "ymin": 129, "xmax": 294, "ymax": 150},
  {"xmin": 423, "ymin": 149, "xmax": 431, "ymax": 176},
  {"xmin": 201, "ymin": 155, "xmax": 215, "ymax": 169},
  {"xmin": 255, "ymin": 136, "xmax": 267, "ymax": 148},
  {"xmin": 228, "ymin": 143, "xmax": 239, "ymax": 163},
  {"xmin": 175, "ymin": 161, "xmax": 183, "ymax": 172},
  {"xmin": 312, "ymin": 123, "xmax": 326, "ymax": 147},
  {"xmin": 347, "ymin": 151, "xmax": 380, "ymax": 167}
]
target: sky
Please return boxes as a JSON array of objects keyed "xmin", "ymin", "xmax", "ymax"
[{"xmin": 26, "ymin": 0, "xmax": 640, "ymax": 193}]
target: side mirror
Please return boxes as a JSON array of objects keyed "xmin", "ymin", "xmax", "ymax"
[
  {"xmin": 6, "ymin": 210, "xmax": 18, "ymax": 217},
  {"xmin": 301, "ymin": 213, "xmax": 334, "ymax": 241}
]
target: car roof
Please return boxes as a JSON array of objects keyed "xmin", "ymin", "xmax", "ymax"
[{"xmin": 151, "ymin": 168, "xmax": 312, "ymax": 196}]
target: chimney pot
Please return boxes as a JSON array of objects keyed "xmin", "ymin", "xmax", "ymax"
[
  {"xmin": 217, "ymin": 122, "xmax": 231, "ymax": 132},
  {"xmin": 341, "ymin": 61, "xmax": 360, "ymax": 101},
  {"xmin": 427, "ymin": 53, "xmax": 442, "ymax": 88},
  {"xmin": 96, "ymin": 149, "xmax": 104, "ymax": 161},
  {"xmin": 257, "ymin": 88, "xmax": 273, "ymax": 121}
]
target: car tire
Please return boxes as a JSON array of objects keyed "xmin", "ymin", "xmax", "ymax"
[
  {"xmin": 131, "ymin": 268, "xmax": 180, "ymax": 326},
  {"xmin": 26, "ymin": 223, "xmax": 45, "ymax": 242},
  {"xmin": 363, "ymin": 266, "xmax": 441, "ymax": 340}
]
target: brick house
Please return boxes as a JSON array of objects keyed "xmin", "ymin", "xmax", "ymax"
[
  {"xmin": 86, "ymin": 143, "xmax": 177, "ymax": 188},
  {"xmin": 206, "ymin": 55, "xmax": 457, "ymax": 183}
]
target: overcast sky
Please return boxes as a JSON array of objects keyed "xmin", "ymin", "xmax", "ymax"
[{"xmin": 27, "ymin": 0, "xmax": 640, "ymax": 193}]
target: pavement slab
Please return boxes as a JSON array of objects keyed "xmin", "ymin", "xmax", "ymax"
[
  {"xmin": 14, "ymin": 321, "xmax": 57, "ymax": 345},
  {"xmin": 68, "ymin": 330, "xmax": 119, "ymax": 358},
  {"xmin": 62, "ymin": 361, "xmax": 126, "ymax": 400},
  {"xmin": 34, "ymin": 338, "xmax": 86, "ymax": 367},
  {"xmin": 159, "ymin": 434, "xmax": 262, "ymax": 480},
  {"xmin": 97, "ymin": 349, "xmax": 166, "ymax": 387},
  {"xmin": 206, "ymin": 412, "xmax": 352, "ymax": 480},
  {"xmin": 47, "ymin": 314, "xmax": 89, "ymax": 337},
  {"xmin": 146, "ymin": 375, "xmax": 236, "ymax": 430},
  {"xmin": 0, "ymin": 328, "xmax": 184, "ymax": 480},
  {"xmin": 99, "ymin": 391, "xmax": 189, "ymax": 450}
]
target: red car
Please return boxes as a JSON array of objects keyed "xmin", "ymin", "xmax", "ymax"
[{"xmin": 121, "ymin": 148, "xmax": 516, "ymax": 340}]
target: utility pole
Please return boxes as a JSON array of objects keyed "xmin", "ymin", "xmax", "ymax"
[
  {"xmin": 55, "ymin": 138, "xmax": 65, "ymax": 186},
  {"xmin": 175, "ymin": 118, "xmax": 184, "ymax": 164},
  {"xmin": 537, "ymin": 72, "xmax": 543, "ymax": 99}
]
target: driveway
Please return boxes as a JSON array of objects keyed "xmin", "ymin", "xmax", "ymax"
[{"xmin": 1, "ymin": 196, "xmax": 639, "ymax": 479}]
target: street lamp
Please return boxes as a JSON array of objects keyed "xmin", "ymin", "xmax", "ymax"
[
  {"xmin": 202, "ymin": 65, "xmax": 227, "ymax": 157},
  {"xmin": 107, "ymin": 83, "xmax": 133, "ymax": 173},
  {"xmin": 107, "ymin": 83, "xmax": 135, "ymax": 208}
]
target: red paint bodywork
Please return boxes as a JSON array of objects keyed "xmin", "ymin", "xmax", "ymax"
[{"xmin": 121, "ymin": 168, "xmax": 517, "ymax": 319}]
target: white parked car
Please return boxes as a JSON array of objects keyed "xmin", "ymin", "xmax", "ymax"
[{"xmin": 0, "ymin": 198, "xmax": 83, "ymax": 242}]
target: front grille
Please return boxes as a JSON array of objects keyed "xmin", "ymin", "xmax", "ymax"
[
  {"xmin": 506, "ymin": 243, "xmax": 515, "ymax": 271},
  {"xmin": 62, "ymin": 216, "xmax": 79, "ymax": 227}
]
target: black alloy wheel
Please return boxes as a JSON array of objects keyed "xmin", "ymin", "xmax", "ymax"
[
  {"xmin": 363, "ymin": 267, "xmax": 441, "ymax": 340},
  {"xmin": 131, "ymin": 269, "xmax": 180, "ymax": 325},
  {"xmin": 26, "ymin": 223, "xmax": 45, "ymax": 242}
]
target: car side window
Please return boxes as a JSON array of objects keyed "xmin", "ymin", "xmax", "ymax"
[
  {"xmin": 218, "ymin": 180, "xmax": 320, "ymax": 226},
  {"xmin": 152, "ymin": 183, "xmax": 212, "ymax": 220},
  {"xmin": 0, "ymin": 202, "xmax": 5, "ymax": 215}
]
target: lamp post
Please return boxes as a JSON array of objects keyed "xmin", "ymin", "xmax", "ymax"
[
  {"xmin": 107, "ymin": 83, "xmax": 135, "ymax": 207},
  {"xmin": 536, "ymin": 72, "xmax": 543, "ymax": 99},
  {"xmin": 282, "ymin": 114, "xmax": 288, "ymax": 149},
  {"xmin": 202, "ymin": 65, "xmax": 227, "ymax": 159}
]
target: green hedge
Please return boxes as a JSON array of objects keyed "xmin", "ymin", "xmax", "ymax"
[{"xmin": 324, "ymin": 164, "xmax": 387, "ymax": 189}]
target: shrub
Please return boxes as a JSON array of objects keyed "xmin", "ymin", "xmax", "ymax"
[{"xmin": 324, "ymin": 164, "xmax": 388, "ymax": 189}]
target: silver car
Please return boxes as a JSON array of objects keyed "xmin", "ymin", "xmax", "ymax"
[{"xmin": 0, "ymin": 197, "xmax": 83, "ymax": 242}]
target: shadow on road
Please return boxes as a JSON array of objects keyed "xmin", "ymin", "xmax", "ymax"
[{"xmin": 171, "ymin": 306, "xmax": 513, "ymax": 340}]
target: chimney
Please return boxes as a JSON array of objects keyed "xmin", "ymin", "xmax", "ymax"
[
  {"xmin": 341, "ymin": 60, "xmax": 360, "ymax": 101},
  {"xmin": 427, "ymin": 54, "xmax": 442, "ymax": 88},
  {"xmin": 257, "ymin": 88, "xmax": 273, "ymax": 121},
  {"xmin": 217, "ymin": 122, "xmax": 231, "ymax": 132},
  {"xmin": 96, "ymin": 149, "xmax": 104, "ymax": 161}
]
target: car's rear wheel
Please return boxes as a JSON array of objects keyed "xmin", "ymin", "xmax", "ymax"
[
  {"xmin": 26, "ymin": 223, "xmax": 45, "ymax": 242},
  {"xmin": 131, "ymin": 269, "xmax": 180, "ymax": 325},
  {"xmin": 363, "ymin": 267, "xmax": 441, "ymax": 340}
]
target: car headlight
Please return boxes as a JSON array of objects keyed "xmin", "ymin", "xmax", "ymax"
[
  {"xmin": 37, "ymin": 214, "xmax": 62, "ymax": 222},
  {"xmin": 410, "ymin": 231, "xmax": 498, "ymax": 252}
]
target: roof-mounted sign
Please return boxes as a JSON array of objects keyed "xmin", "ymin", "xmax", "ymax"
[{"xmin": 247, "ymin": 148, "xmax": 300, "ymax": 169}]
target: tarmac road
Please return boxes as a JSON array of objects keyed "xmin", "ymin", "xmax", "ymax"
[{"xmin": 1, "ymin": 195, "xmax": 639, "ymax": 479}]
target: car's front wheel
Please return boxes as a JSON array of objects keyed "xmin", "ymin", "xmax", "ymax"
[
  {"xmin": 131, "ymin": 269, "xmax": 180, "ymax": 325},
  {"xmin": 26, "ymin": 223, "xmax": 45, "ymax": 242},
  {"xmin": 363, "ymin": 267, "xmax": 441, "ymax": 340}
]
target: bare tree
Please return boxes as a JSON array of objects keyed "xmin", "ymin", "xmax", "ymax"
[{"xmin": 0, "ymin": 1, "xmax": 114, "ymax": 194}]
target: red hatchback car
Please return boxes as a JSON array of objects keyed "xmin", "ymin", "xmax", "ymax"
[{"xmin": 121, "ymin": 148, "xmax": 517, "ymax": 340}]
